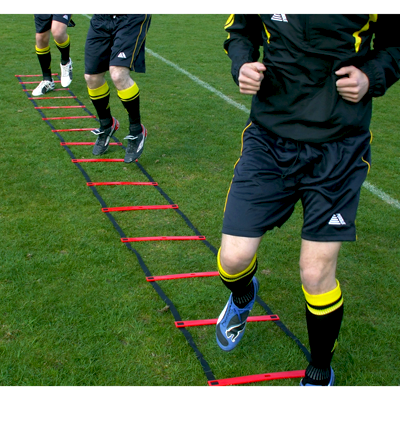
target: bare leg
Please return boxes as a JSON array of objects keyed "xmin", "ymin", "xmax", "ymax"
[
  {"xmin": 35, "ymin": 30, "xmax": 51, "ymax": 49},
  {"xmin": 219, "ymin": 233, "xmax": 262, "ymax": 275},
  {"xmin": 299, "ymin": 240, "xmax": 341, "ymax": 294},
  {"xmin": 50, "ymin": 20, "xmax": 68, "ymax": 44},
  {"xmin": 84, "ymin": 72, "xmax": 107, "ymax": 90},
  {"xmin": 299, "ymin": 239, "xmax": 343, "ymax": 386},
  {"xmin": 109, "ymin": 66, "xmax": 134, "ymax": 91}
]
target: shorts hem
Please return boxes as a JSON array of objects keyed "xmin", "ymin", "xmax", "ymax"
[
  {"xmin": 301, "ymin": 232, "xmax": 356, "ymax": 242},
  {"xmin": 222, "ymin": 227, "xmax": 265, "ymax": 238}
]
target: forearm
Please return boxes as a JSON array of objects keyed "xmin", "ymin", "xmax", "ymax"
[
  {"xmin": 359, "ymin": 48, "xmax": 400, "ymax": 97},
  {"xmin": 224, "ymin": 14, "xmax": 263, "ymax": 85}
]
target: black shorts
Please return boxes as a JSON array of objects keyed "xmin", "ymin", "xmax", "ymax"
[
  {"xmin": 34, "ymin": 14, "xmax": 72, "ymax": 33},
  {"xmin": 85, "ymin": 14, "xmax": 151, "ymax": 74},
  {"xmin": 222, "ymin": 121, "xmax": 372, "ymax": 242}
]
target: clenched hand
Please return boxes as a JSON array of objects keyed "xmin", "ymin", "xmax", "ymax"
[
  {"xmin": 238, "ymin": 62, "xmax": 267, "ymax": 95},
  {"xmin": 335, "ymin": 66, "xmax": 370, "ymax": 103}
]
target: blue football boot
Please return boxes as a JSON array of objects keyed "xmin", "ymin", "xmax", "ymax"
[{"xmin": 216, "ymin": 277, "xmax": 259, "ymax": 351}]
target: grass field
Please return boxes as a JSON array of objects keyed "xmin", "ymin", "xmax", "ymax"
[{"xmin": 1, "ymin": 13, "xmax": 399, "ymax": 395}]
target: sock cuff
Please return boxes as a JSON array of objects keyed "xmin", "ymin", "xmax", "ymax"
[
  {"xmin": 303, "ymin": 280, "xmax": 343, "ymax": 316},
  {"xmin": 217, "ymin": 248, "xmax": 257, "ymax": 283},
  {"xmin": 54, "ymin": 35, "xmax": 70, "ymax": 48},
  {"xmin": 117, "ymin": 82, "xmax": 140, "ymax": 101},
  {"xmin": 36, "ymin": 45, "xmax": 50, "ymax": 54},
  {"xmin": 88, "ymin": 82, "xmax": 110, "ymax": 100}
]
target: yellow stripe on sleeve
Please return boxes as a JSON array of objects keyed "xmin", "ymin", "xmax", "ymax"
[{"xmin": 353, "ymin": 14, "xmax": 378, "ymax": 53}]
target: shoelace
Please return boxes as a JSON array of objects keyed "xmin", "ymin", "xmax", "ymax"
[{"xmin": 124, "ymin": 135, "xmax": 139, "ymax": 141}]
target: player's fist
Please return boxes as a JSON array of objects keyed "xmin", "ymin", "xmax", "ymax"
[
  {"xmin": 238, "ymin": 62, "xmax": 267, "ymax": 95},
  {"xmin": 335, "ymin": 66, "xmax": 370, "ymax": 103}
]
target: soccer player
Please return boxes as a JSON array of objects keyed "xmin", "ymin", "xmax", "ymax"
[
  {"xmin": 84, "ymin": 14, "xmax": 151, "ymax": 164},
  {"xmin": 216, "ymin": 14, "xmax": 400, "ymax": 385},
  {"xmin": 32, "ymin": 14, "xmax": 73, "ymax": 96}
]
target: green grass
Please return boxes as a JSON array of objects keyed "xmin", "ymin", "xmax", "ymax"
[{"xmin": 0, "ymin": 14, "xmax": 399, "ymax": 388}]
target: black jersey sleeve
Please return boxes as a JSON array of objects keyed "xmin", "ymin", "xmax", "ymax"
[
  {"xmin": 359, "ymin": 14, "xmax": 400, "ymax": 97},
  {"xmin": 223, "ymin": 14, "xmax": 263, "ymax": 85}
]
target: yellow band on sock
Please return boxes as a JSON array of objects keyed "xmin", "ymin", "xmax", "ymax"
[
  {"xmin": 88, "ymin": 82, "xmax": 110, "ymax": 100},
  {"xmin": 303, "ymin": 280, "xmax": 343, "ymax": 316},
  {"xmin": 36, "ymin": 45, "xmax": 50, "ymax": 54},
  {"xmin": 117, "ymin": 82, "xmax": 140, "ymax": 102},
  {"xmin": 217, "ymin": 247, "xmax": 257, "ymax": 282},
  {"xmin": 54, "ymin": 35, "xmax": 70, "ymax": 48}
]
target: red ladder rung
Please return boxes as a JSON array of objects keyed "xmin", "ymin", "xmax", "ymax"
[
  {"xmin": 87, "ymin": 181, "xmax": 157, "ymax": 186},
  {"xmin": 45, "ymin": 116, "xmax": 96, "ymax": 120},
  {"xmin": 146, "ymin": 271, "xmax": 219, "ymax": 282},
  {"xmin": 24, "ymin": 88, "xmax": 68, "ymax": 92},
  {"xmin": 122, "ymin": 235, "xmax": 206, "ymax": 242},
  {"xmin": 62, "ymin": 142, "xmax": 122, "ymax": 146},
  {"xmin": 16, "ymin": 73, "xmax": 58, "ymax": 77},
  {"xmin": 20, "ymin": 80, "xmax": 61, "ymax": 84},
  {"xmin": 175, "ymin": 315, "xmax": 280, "ymax": 328},
  {"xmin": 208, "ymin": 370, "xmax": 306, "ymax": 386},
  {"xmin": 28, "ymin": 96, "xmax": 77, "ymax": 100},
  {"xmin": 52, "ymin": 128, "xmax": 96, "ymax": 132},
  {"xmin": 35, "ymin": 105, "xmax": 85, "ymax": 109},
  {"xmin": 102, "ymin": 204, "xmax": 179, "ymax": 213},
  {"xmin": 72, "ymin": 158, "xmax": 124, "ymax": 163}
]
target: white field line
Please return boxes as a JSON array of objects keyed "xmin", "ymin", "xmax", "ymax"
[
  {"xmin": 82, "ymin": 15, "xmax": 400, "ymax": 210},
  {"xmin": 362, "ymin": 181, "xmax": 400, "ymax": 209},
  {"xmin": 146, "ymin": 48, "xmax": 251, "ymax": 114}
]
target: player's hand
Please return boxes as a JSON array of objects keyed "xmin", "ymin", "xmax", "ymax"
[
  {"xmin": 335, "ymin": 66, "xmax": 370, "ymax": 103},
  {"xmin": 238, "ymin": 62, "xmax": 267, "ymax": 95}
]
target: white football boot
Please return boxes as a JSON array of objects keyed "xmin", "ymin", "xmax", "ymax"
[
  {"xmin": 32, "ymin": 79, "xmax": 55, "ymax": 96},
  {"xmin": 60, "ymin": 58, "xmax": 73, "ymax": 87}
]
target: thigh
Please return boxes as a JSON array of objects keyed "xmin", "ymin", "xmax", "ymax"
[
  {"xmin": 34, "ymin": 14, "xmax": 53, "ymax": 33},
  {"xmin": 300, "ymin": 131, "xmax": 372, "ymax": 242},
  {"xmin": 109, "ymin": 14, "xmax": 151, "ymax": 72},
  {"xmin": 222, "ymin": 121, "xmax": 301, "ymax": 238},
  {"xmin": 85, "ymin": 15, "xmax": 114, "ymax": 75}
]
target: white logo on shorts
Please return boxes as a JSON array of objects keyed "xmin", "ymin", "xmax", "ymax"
[
  {"xmin": 328, "ymin": 213, "xmax": 346, "ymax": 226},
  {"xmin": 118, "ymin": 52, "xmax": 127, "ymax": 59},
  {"xmin": 271, "ymin": 14, "xmax": 288, "ymax": 22}
]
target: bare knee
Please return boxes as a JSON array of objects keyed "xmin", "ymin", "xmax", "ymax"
[
  {"xmin": 35, "ymin": 31, "xmax": 50, "ymax": 48},
  {"xmin": 109, "ymin": 66, "xmax": 133, "ymax": 91},
  {"xmin": 85, "ymin": 73, "xmax": 106, "ymax": 89},
  {"xmin": 51, "ymin": 22, "xmax": 68, "ymax": 44},
  {"xmin": 299, "ymin": 240, "xmax": 341, "ymax": 294},
  {"xmin": 220, "ymin": 249, "xmax": 252, "ymax": 275},
  {"xmin": 300, "ymin": 262, "xmax": 330, "ymax": 292},
  {"xmin": 219, "ymin": 234, "xmax": 261, "ymax": 275}
]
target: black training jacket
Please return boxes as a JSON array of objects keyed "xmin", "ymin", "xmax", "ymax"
[{"xmin": 224, "ymin": 14, "xmax": 400, "ymax": 143}]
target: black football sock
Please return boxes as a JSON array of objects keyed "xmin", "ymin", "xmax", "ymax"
[
  {"xmin": 36, "ymin": 45, "xmax": 52, "ymax": 80},
  {"xmin": 55, "ymin": 35, "xmax": 71, "ymax": 65},
  {"xmin": 302, "ymin": 281, "xmax": 344, "ymax": 385},
  {"xmin": 117, "ymin": 83, "xmax": 141, "ymax": 135},
  {"xmin": 88, "ymin": 82, "xmax": 113, "ymax": 129}
]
